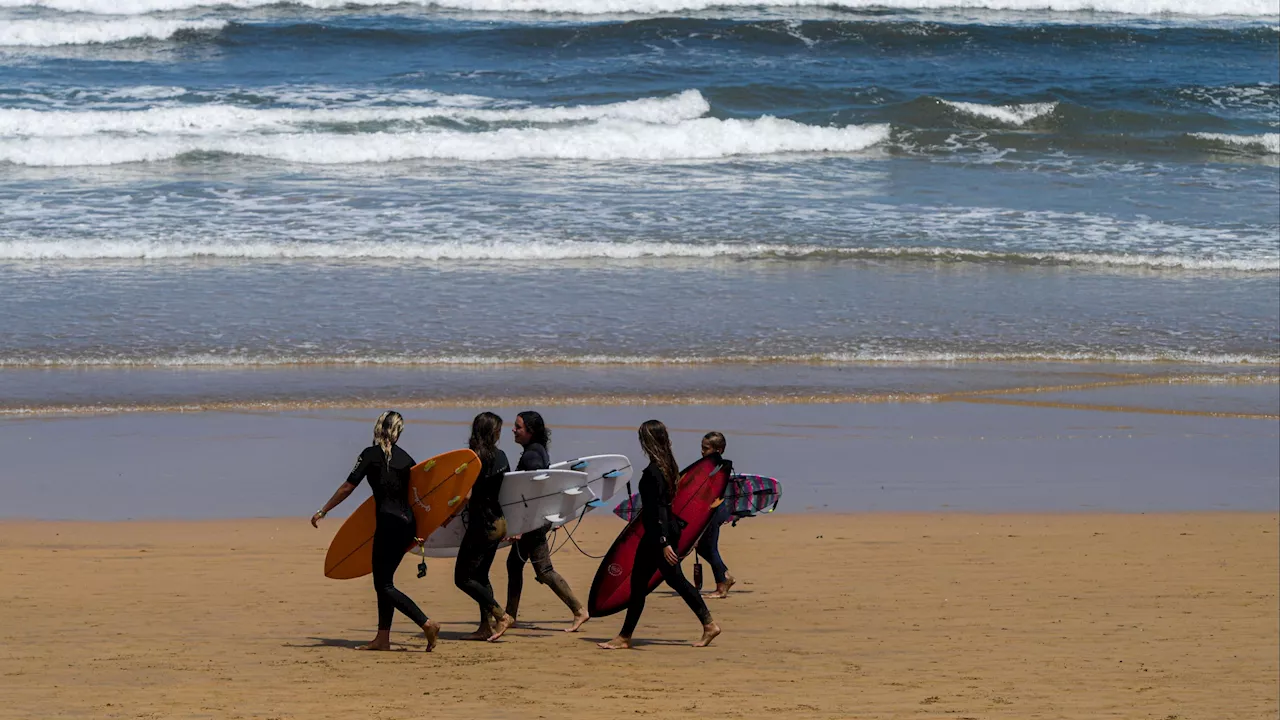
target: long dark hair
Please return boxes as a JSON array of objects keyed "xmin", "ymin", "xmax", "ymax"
[
  {"xmin": 638, "ymin": 419, "xmax": 680, "ymax": 498},
  {"xmin": 517, "ymin": 410, "xmax": 550, "ymax": 449},
  {"xmin": 469, "ymin": 412, "xmax": 503, "ymax": 465}
]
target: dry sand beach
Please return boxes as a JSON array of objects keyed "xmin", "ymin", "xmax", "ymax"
[
  {"xmin": 1, "ymin": 381, "xmax": 1278, "ymax": 720},
  {"xmin": 0, "ymin": 513, "xmax": 1276, "ymax": 720}
]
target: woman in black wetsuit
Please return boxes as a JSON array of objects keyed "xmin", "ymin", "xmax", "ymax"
[
  {"xmin": 454, "ymin": 412, "xmax": 517, "ymax": 642},
  {"xmin": 311, "ymin": 411, "xmax": 441, "ymax": 651},
  {"xmin": 695, "ymin": 431, "xmax": 736, "ymax": 598},
  {"xmin": 598, "ymin": 419, "xmax": 721, "ymax": 650},
  {"xmin": 504, "ymin": 411, "xmax": 590, "ymax": 632}
]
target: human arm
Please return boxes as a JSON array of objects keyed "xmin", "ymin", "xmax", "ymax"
[
  {"xmin": 311, "ymin": 482, "xmax": 357, "ymax": 527},
  {"xmin": 311, "ymin": 449, "xmax": 371, "ymax": 527}
]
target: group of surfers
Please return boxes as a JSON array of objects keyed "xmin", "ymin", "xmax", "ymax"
[{"xmin": 311, "ymin": 410, "xmax": 737, "ymax": 652}]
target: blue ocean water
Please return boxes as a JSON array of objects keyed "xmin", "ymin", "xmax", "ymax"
[{"xmin": 0, "ymin": 0, "xmax": 1277, "ymax": 411}]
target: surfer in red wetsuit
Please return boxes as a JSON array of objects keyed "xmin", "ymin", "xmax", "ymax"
[
  {"xmin": 504, "ymin": 411, "xmax": 591, "ymax": 633},
  {"xmin": 454, "ymin": 412, "xmax": 517, "ymax": 642},
  {"xmin": 695, "ymin": 431, "xmax": 736, "ymax": 599},
  {"xmin": 311, "ymin": 411, "xmax": 441, "ymax": 651},
  {"xmin": 598, "ymin": 420, "xmax": 721, "ymax": 650}
]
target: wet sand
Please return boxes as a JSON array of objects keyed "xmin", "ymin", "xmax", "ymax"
[
  {"xmin": 2, "ymin": 379, "xmax": 1278, "ymax": 520},
  {"xmin": 0, "ymin": 512, "xmax": 1276, "ymax": 719}
]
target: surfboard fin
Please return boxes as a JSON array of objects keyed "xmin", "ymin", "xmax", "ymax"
[
  {"xmin": 421, "ymin": 460, "xmax": 437, "ymax": 472},
  {"xmin": 544, "ymin": 514, "xmax": 565, "ymax": 524},
  {"xmin": 447, "ymin": 495, "xmax": 462, "ymax": 508},
  {"xmin": 586, "ymin": 499, "xmax": 605, "ymax": 508},
  {"xmin": 563, "ymin": 487, "xmax": 584, "ymax": 496},
  {"xmin": 571, "ymin": 460, "xmax": 589, "ymax": 471},
  {"xmin": 533, "ymin": 473, "xmax": 551, "ymax": 481},
  {"xmin": 603, "ymin": 470, "xmax": 622, "ymax": 478},
  {"xmin": 453, "ymin": 463, "xmax": 469, "ymax": 475}
]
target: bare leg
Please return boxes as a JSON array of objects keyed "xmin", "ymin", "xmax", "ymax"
[
  {"xmin": 693, "ymin": 621, "xmax": 721, "ymax": 647},
  {"xmin": 597, "ymin": 634, "xmax": 634, "ymax": 650}
]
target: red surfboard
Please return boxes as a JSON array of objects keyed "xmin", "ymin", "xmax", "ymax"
[{"xmin": 587, "ymin": 456, "xmax": 730, "ymax": 617}]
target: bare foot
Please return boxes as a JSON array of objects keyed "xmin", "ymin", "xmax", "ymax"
[
  {"xmin": 565, "ymin": 608, "xmax": 590, "ymax": 633},
  {"xmin": 422, "ymin": 620, "xmax": 441, "ymax": 652},
  {"xmin": 355, "ymin": 640, "xmax": 392, "ymax": 651},
  {"xmin": 693, "ymin": 622, "xmax": 720, "ymax": 648},
  {"xmin": 597, "ymin": 635, "xmax": 633, "ymax": 650},
  {"xmin": 706, "ymin": 575, "xmax": 736, "ymax": 599},
  {"xmin": 461, "ymin": 624, "xmax": 492, "ymax": 641},
  {"xmin": 487, "ymin": 613, "xmax": 515, "ymax": 642}
]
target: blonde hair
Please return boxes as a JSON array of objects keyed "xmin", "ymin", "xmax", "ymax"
[{"xmin": 373, "ymin": 411, "xmax": 404, "ymax": 463}]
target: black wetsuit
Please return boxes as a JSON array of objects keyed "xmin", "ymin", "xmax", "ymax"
[
  {"xmin": 619, "ymin": 461, "xmax": 712, "ymax": 637},
  {"xmin": 504, "ymin": 442, "xmax": 583, "ymax": 617},
  {"xmin": 695, "ymin": 453, "xmax": 734, "ymax": 584},
  {"xmin": 346, "ymin": 444, "xmax": 428, "ymax": 631},
  {"xmin": 454, "ymin": 448, "xmax": 509, "ymax": 622}
]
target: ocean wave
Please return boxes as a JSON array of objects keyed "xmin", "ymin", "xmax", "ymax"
[
  {"xmin": 0, "ymin": 90, "xmax": 709, "ymax": 137},
  {"xmin": 1, "ymin": 349, "xmax": 1275, "ymax": 369},
  {"xmin": 0, "ymin": 0, "xmax": 1274, "ymax": 16},
  {"xmin": 2, "ymin": 93, "xmax": 705, "ymax": 136},
  {"xmin": 939, "ymin": 99, "xmax": 1058, "ymax": 126},
  {"xmin": 1189, "ymin": 132, "xmax": 1280, "ymax": 154},
  {"xmin": 0, "ymin": 18, "xmax": 225, "ymax": 47},
  {"xmin": 2, "ymin": 239, "xmax": 1274, "ymax": 271},
  {"xmin": 0, "ymin": 116, "xmax": 892, "ymax": 165}
]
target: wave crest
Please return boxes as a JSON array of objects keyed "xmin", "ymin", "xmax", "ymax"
[
  {"xmin": 0, "ymin": 18, "xmax": 225, "ymax": 47},
  {"xmin": 0, "ymin": 116, "xmax": 892, "ymax": 165},
  {"xmin": 1, "ymin": 239, "xmax": 1274, "ymax": 271}
]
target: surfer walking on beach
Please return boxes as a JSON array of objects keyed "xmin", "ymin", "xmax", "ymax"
[
  {"xmin": 598, "ymin": 420, "xmax": 721, "ymax": 650},
  {"xmin": 311, "ymin": 411, "xmax": 441, "ymax": 651},
  {"xmin": 504, "ymin": 411, "xmax": 591, "ymax": 632},
  {"xmin": 695, "ymin": 431, "xmax": 736, "ymax": 599},
  {"xmin": 454, "ymin": 412, "xmax": 517, "ymax": 642}
]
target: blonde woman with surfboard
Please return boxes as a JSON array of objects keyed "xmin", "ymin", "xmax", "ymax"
[
  {"xmin": 311, "ymin": 411, "xmax": 442, "ymax": 651},
  {"xmin": 597, "ymin": 420, "xmax": 720, "ymax": 650},
  {"xmin": 454, "ymin": 412, "xmax": 517, "ymax": 642},
  {"xmin": 504, "ymin": 410, "xmax": 591, "ymax": 633}
]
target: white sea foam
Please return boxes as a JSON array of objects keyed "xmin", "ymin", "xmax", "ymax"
[
  {"xmin": 1, "ymin": 239, "xmax": 1274, "ymax": 271},
  {"xmin": 0, "ymin": 0, "xmax": 1274, "ymax": 16},
  {"xmin": 0, "ymin": 90, "xmax": 710, "ymax": 137},
  {"xmin": 0, "ymin": 116, "xmax": 892, "ymax": 165},
  {"xmin": 1190, "ymin": 132, "xmax": 1280, "ymax": 154},
  {"xmin": 940, "ymin": 99, "xmax": 1058, "ymax": 126},
  {"xmin": 0, "ymin": 18, "xmax": 225, "ymax": 47},
  {"xmin": 0, "ymin": 349, "xmax": 1275, "ymax": 369}
]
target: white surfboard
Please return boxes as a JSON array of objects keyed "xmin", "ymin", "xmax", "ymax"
[{"xmin": 412, "ymin": 454, "xmax": 632, "ymax": 558}]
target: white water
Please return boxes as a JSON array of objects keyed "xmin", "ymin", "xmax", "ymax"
[{"xmin": 0, "ymin": 0, "xmax": 1274, "ymax": 16}]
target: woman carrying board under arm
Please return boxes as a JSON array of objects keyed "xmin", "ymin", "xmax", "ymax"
[
  {"xmin": 454, "ymin": 412, "xmax": 517, "ymax": 642},
  {"xmin": 598, "ymin": 419, "xmax": 720, "ymax": 650},
  {"xmin": 311, "ymin": 411, "xmax": 441, "ymax": 651},
  {"xmin": 504, "ymin": 410, "xmax": 591, "ymax": 632}
]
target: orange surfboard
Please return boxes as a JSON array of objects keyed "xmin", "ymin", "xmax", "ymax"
[{"xmin": 323, "ymin": 448, "xmax": 481, "ymax": 580}]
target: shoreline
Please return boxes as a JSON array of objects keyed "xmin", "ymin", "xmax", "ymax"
[{"xmin": 2, "ymin": 361, "xmax": 1276, "ymax": 418}]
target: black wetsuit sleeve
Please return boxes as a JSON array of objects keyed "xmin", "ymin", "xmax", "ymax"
[
  {"xmin": 516, "ymin": 443, "xmax": 550, "ymax": 471},
  {"xmin": 345, "ymin": 447, "xmax": 374, "ymax": 487}
]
